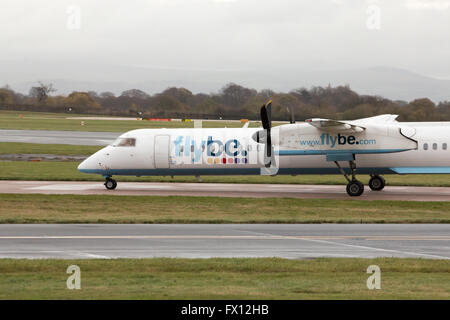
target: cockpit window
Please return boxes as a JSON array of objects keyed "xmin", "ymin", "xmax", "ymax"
[{"xmin": 112, "ymin": 137, "xmax": 136, "ymax": 147}]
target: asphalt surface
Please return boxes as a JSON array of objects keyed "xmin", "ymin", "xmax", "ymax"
[
  {"xmin": 2, "ymin": 180, "xmax": 450, "ymax": 201},
  {"xmin": 0, "ymin": 129, "xmax": 119, "ymax": 146},
  {"xmin": 0, "ymin": 224, "xmax": 448, "ymax": 259}
]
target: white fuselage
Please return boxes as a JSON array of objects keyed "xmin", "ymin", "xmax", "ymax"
[{"xmin": 78, "ymin": 121, "xmax": 450, "ymax": 177}]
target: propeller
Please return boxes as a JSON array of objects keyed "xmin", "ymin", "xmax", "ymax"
[
  {"xmin": 288, "ymin": 106, "xmax": 295, "ymax": 124},
  {"xmin": 260, "ymin": 101, "xmax": 274, "ymax": 168}
]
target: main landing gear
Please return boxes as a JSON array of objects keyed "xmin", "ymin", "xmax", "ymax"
[
  {"xmin": 334, "ymin": 160, "xmax": 364, "ymax": 197},
  {"xmin": 104, "ymin": 177, "xmax": 117, "ymax": 190},
  {"xmin": 368, "ymin": 174, "xmax": 386, "ymax": 191},
  {"xmin": 334, "ymin": 161, "xmax": 386, "ymax": 196}
]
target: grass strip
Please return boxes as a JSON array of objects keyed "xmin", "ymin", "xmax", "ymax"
[
  {"xmin": 0, "ymin": 258, "xmax": 448, "ymax": 299},
  {"xmin": 0, "ymin": 194, "xmax": 449, "ymax": 224}
]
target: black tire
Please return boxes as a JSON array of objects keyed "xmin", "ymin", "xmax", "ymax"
[
  {"xmin": 369, "ymin": 175, "xmax": 385, "ymax": 191},
  {"xmin": 104, "ymin": 178, "xmax": 117, "ymax": 190},
  {"xmin": 346, "ymin": 180, "xmax": 364, "ymax": 197}
]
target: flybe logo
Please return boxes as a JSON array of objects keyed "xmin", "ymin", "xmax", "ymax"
[
  {"xmin": 173, "ymin": 136, "xmax": 248, "ymax": 164},
  {"xmin": 300, "ymin": 133, "xmax": 376, "ymax": 148}
]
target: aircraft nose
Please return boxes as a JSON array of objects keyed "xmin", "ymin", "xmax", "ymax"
[
  {"xmin": 78, "ymin": 147, "xmax": 109, "ymax": 173},
  {"xmin": 77, "ymin": 158, "xmax": 89, "ymax": 172},
  {"xmin": 78, "ymin": 155, "xmax": 97, "ymax": 172}
]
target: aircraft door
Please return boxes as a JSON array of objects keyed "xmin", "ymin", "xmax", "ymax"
[{"xmin": 154, "ymin": 135, "xmax": 170, "ymax": 169}]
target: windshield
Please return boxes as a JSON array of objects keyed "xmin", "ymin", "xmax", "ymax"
[{"xmin": 111, "ymin": 137, "xmax": 136, "ymax": 147}]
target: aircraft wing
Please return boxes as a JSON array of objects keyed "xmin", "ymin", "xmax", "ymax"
[
  {"xmin": 305, "ymin": 118, "xmax": 365, "ymax": 133},
  {"xmin": 305, "ymin": 114, "xmax": 401, "ymax": 132},
  {"xmin": 353, "ymin": 114, "xmax": 399, "ymax": 124}
]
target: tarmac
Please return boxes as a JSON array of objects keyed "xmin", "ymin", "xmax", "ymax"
[
  {"xmin": 0, "ymin": 129, "xmax": 119, "ymax": 146},
  {"xmin": 0, "ymin": 224, "xmax": 448, "ymax": 259},
  {"xmin": 1, "ymin": 180, "xmax": 450, "ymax": 201}
]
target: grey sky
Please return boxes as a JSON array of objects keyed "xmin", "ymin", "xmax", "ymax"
[{"xmin": 1, "ymin": 0, "xmax": 449, "ymax": 99}]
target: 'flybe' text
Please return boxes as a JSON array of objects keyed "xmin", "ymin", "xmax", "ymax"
[
  {"xmin": 173, "ymin": 136, "xmax": 248, "ymax": 164},
  {"xmin": 299, "ymin": 133, "xmax": 376, "ymax": 148}
]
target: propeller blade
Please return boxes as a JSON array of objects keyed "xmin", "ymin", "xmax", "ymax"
[
  {"xmin": 266, "ymin": 101, "xmax": 272, "ymax": 126},
  {"xmin": 288, "ymin": 106, "xmax": 295, "ymax": 124},
  {"xmin": 260, "ymin": 105, "xmax": 270, "ymax": 130},
  {"xmin": 260, "ymin": 100, "xmax": 273, "ymax": 168},
  {"xmin": 264, "ymin": 137, "xmax": 272, "ymax": 167}
]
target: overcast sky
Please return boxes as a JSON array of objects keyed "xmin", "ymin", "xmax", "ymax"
[{"xmin": 1, "ymin": 0, "xmax": 449, "ymax": 91}]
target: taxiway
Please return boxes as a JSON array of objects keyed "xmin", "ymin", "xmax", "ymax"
[
  {"xmin": 0, "ymin": 129, "xmax": 118, "ymax": 146},
  {"xmin": 0, "ymin": 224, "xmax": 448, "ymax": 259},
  {"xmin": 1, "ymin": 180, "xmax": 449, "ymax": 201}
]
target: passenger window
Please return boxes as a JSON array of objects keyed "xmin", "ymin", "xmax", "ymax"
[
  {"xmin": 443, "ymin": 143, "xmax": 447, "ymax": 150},
  {"xmin": 423, "ymin": 143, "xmax": 428, "ymax": 150},
  {"xmin": 112, "ymin": 138, "xmax": 136, "ymax": 147},
  {"xmin": 432, "ymin": 143, "xmax": 437, "ymax": 150}
]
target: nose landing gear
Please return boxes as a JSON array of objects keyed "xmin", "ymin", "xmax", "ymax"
[{"xmin": 104, "ymin": 178, "xmax": 117, "ymax": 190}]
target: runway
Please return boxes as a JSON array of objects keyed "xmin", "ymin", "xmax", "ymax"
[
  {"xmin": 0, "ymin": 224, "xmax": 448, "ymax": 259},
  {"xmin": 2, "ymin": 180, "xmax": 450, "ymax": 201},
  {"xmin": 0, "ymin": 129, "xmax": 119, "ymax": 146}
]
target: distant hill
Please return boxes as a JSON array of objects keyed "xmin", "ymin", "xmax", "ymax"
[
  {"xmin": 1, "ymin": 60, "xmax": 449, "ymax": 102},
  {"xmin": 316, "ymin": 67, "xmax": 450, "ymax": 103}
]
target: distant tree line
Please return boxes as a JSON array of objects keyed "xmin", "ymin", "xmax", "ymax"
[{"xmin": 1, "ymin": 82, "xmax": 450, "ymax": 121}]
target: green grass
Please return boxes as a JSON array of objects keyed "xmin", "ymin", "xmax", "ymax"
[
  {"xmin": 0, "ymin": 193, "xmax": 449, "ymax": 223},
  {"xmin": 0, "ymin": 258, "xmax": 448, "ymax": 299},
  {"xmin": 0, "ymin": 142, "xmax": 101, "ymax": 155},
  {"xmin": 0, "ymin": 110, "xmax": 263, "ymax": 132},
  {"xmin": 1, "ymin": 160, "xmax": 450, "ymax": 187}
]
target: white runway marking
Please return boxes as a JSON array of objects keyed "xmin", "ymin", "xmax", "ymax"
[
  {"xmin": 72, "ymin": 252, "xmax": 111, "ymax": 259},
  {"xmin": 287, "ymin": 237, "xmax": 450, "ymax": 260},
  {"xmin": 0, "ymin": 235, "xmax": 449, "ymax": 240}
]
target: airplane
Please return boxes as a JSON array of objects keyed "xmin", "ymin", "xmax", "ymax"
[{"xmin": 78, "ymin": 101, "xmax": 450, "ymax": 196}]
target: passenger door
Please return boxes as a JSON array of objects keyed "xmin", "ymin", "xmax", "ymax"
[{"xmin": 154, "ymin": 135, "xmax": 170, "ymax": 169}]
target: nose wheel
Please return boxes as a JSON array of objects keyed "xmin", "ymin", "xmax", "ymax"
[{"xmin": 104, "ymin": 178, "xmax": 117, "ymax": 190}]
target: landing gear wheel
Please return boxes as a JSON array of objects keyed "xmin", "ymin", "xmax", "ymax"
[
  {"xmin": 369, "ymin": 175, "xmax": 385, "ymax": 191},
  {"xmin": 334, "ymin": 160, "xmax": 364, "ymax": 197},
  {"xmin": 104, "ymin": 178, "xmax": 117, "ymax": 190},
  {"xmin": 346, "ymin": 180, "xmax": 364, "ymax": 197}
]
